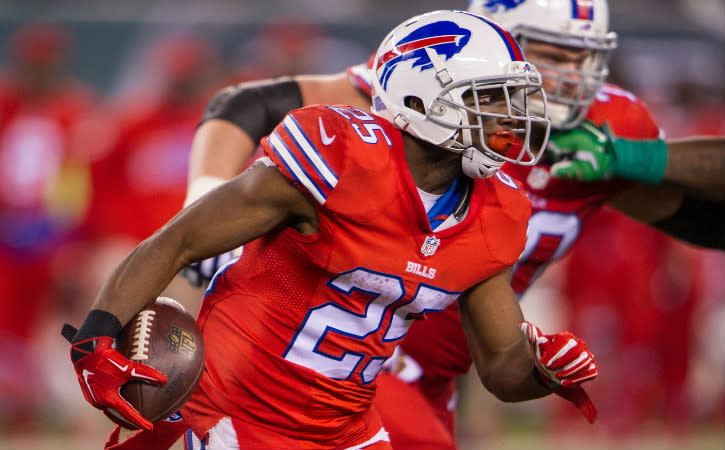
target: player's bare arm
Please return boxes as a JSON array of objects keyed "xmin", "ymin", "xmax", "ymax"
[
  {"xmin": 550, "ymin": 131, "xmax": 724, "ymax": 203},
  {"xmin": 608, "ymin": 168, "xmax": 724, "ymax": 249},
  {"xmin": 187, "ymin": 119, "xmax": 255, "ymax": 183},
  {"xmin": 663, "ymin": 136, "xmax": 724, "ymax": 202},
  {"xmin": 611, "ymin": 183, "xmax": 724, "ymax": 249},
  {"xmin": 97, "ymin": 161, "xmax": 316, "ymax": 326},
  {"xmin": 296, "ymin": 72, "xmax": 371, "ymax": 111},
  {"xmin": 607, "ymin": 183, "xmax": 684, "ymax": 224},
  {"xmin": 457, "ymin": 267, "xmax": 550, "ymax": 402},
  {"xmin": 459, "ymin": 266, "xmax": 599, "ymax": 423},
  {"xmin": 65, "ymin": 159, "xmax": 317, "ymax": 431},
  {"xmin": 609, "ymin": 136, "xmax": 724, "ymax": 224},
  {"xmin": 547, "ymin": 121, "xmax": 724, "ymax": 248}
]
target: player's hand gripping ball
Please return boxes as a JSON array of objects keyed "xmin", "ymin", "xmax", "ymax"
[
  {"xmin": 110, "ymin": 297, "xmax": 205, "ymax": 430},
  {"xmin": 65, "ymin": 297, "xmax": 205, "ymax": 430}
]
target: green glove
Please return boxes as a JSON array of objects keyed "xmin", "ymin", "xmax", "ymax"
[{"xmin": 549, "ymin": 120, "xmax": 668, "ymax": 184}]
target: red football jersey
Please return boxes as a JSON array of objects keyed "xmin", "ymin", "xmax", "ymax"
[
  {"xmin": 87, "ymin": 99, "xmax": 206, "ymax": 242},
  {"xmin": 181, "ymin": 105, "xmax": 530, "ymax": 448}
]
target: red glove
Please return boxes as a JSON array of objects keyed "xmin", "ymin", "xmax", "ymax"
[
  {"xmin": 520, "ymin": 321, "xmax": 598, "ymax": 423},
  {"xmin": 71, "ymin": 336, "xmax": 167, "ymax": 431}
]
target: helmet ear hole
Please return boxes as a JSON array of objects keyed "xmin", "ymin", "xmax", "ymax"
[{"xmin": 404, "ymin": 95, "xmax": 425, "ymax": 114}]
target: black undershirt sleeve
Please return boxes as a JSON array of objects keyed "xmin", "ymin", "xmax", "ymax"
[
  {"xmin": 652, "ymin": 195, "xmax": 725, "ymax": 250},
  {"xmin": 199, "ymin": 76, "xmax": 303, "ymax": 144}
]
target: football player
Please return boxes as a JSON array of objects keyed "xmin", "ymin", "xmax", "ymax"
[
  {"xmin": 120, "ymin": 2, "xmax": 721, "ymax": 449},
  {"xmin": 65, "ymin": 10, "xmax": 599, "ymax": 450},
  {"xmin": 0, "ymin": 23, "xmax": 97, "ymax": 433},
  {"xmin": 472, "ymin": 0, "xmax": 723, "ymax": 251},
  {"xmin": 104, "ymin": 1, "xmax": 724, "ymax": 449}
]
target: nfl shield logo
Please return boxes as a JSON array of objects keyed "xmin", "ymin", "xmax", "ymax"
[{"xmin": 421, "ymin": 235, "xmax": 440, "ymax": 257}]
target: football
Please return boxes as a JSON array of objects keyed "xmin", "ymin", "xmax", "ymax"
[{"xmin": 107, "ymin": 297, "xmax": 205, "ymax": 430}]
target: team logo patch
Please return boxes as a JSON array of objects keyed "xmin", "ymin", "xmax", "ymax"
[
  {"xmin": 421, "ymin": 235, "xmax": 441, "ymax": 257},
  {"xmin": 167, "ymin": 326, "xmax": 198, "ymax": 360},
  {"xmin": 165, "ymin": 411, "xmax": 184, "ymax": 422},
  {"xmin": 573, "ymin": 0, "xmax": 595, "ymax": 20},
  {"xmin": 526, "ymin": 166, "xmax": 550, "ymax": 190},
  {"xmin": 481, "ymin": 0, "xmax": 526, "ymax": 13},
  {"xmin": 377, "ymin": 21, "xmax": 471, "ymax": 89}
]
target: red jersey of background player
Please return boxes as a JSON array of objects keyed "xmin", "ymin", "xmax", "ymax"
[
  {"xmin": 179, "ymin": 104, "xmax": 531, "ymax": 448},
  {"xmin": 87, "ymin": 100, "xmax": 203, "ymax": 242},
  {"xmin": 349, "ymin": 62, "xmax": 661, "ymax": 435},
  {"xmin": 86, "ymin": 35, "xmax": 220, "ymax": 243}
]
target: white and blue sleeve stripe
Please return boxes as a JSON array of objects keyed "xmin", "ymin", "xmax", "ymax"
[
  {"xmin": 267, "ymin": 131, "xmax": 328, "ymax": 204},
  {"xmin": 282, "ymin": 115, "xmax": 338, "ymax": 189}
]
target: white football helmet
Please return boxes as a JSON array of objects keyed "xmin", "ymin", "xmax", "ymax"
[
  {"xmin": 469, "ymin": 0, "xmax": 617, "ymax": 129},
  {"xmin": 370, "ymin": 10, "xmax": 550, "ymax": 179}
]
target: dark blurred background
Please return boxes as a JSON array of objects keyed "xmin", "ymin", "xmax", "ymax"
[{"xmin": 0, "ymin": 1, "xmax": 722, "ymax": 449}]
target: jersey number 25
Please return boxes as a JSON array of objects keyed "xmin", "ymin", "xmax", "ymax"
[{"xmin": 283, "ymin": 267, "xmax": 458, "ymax": 384}]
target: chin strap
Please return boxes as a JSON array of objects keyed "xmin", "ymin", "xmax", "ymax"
[{"xmin": 462, "ymin": 146, "xmax": 504, "ymax": 179}]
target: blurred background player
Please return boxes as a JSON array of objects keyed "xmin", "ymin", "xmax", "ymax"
[
  {"xmin": 0, "ymin": 22, "xmax": 97, "ymax": 436},
  {"xmin": 558, "ymin": 206, "xmax": 704, "ymax": 438},
  {"xmin": 88, "ymin": 34, "xmax": 222, "ymax": 242},
  {"xmin": 84, "ymin": 33, "xmax": 225, "ymax": 303},
  {"xmin": 468, "ymin": 0, "xmax": 724, "ymax": 445},
  {"xmin": 63, "ymin": 10, "xmax": 602, "ymax": 449}
]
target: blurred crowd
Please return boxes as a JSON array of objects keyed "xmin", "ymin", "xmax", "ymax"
[{"xmin": 0, "ymin": 19, "xmax": 722, "ymax": 449}]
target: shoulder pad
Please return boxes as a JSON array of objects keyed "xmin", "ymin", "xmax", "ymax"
[
  {"xmin": 588, "ymin": 84, "xmax": 660, "ymax": 139},
  {"xmin": 262, "ymin": 105, "xmax": 399, "ymax": 207}
]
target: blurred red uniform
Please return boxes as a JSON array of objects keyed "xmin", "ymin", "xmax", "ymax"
[
  {"xmin": 559, "ymin": 207, "xmax": 703, "ymax": 436},
  {"xmin": 0, "ymin": 23, "xmax": 96, "ymax": 429},
  {"xmin": 179, "ymin": 104, "xmax": 530, "ymax": 448},
  {"xmin": 87, "ymin": 98, "xmax": 204, "ymax": 241},
  {"xmin": 87, "ymin": 36, "xmax": 220, "ymax": 243}
]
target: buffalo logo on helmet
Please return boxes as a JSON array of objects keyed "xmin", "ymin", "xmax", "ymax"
[
  {"xmin": 376, "ymin": 21, "xmax": 471, "ymax": 89},
  {"xmin": 480, "ymin": 0, "xmax": 526, "ymax": 12}
]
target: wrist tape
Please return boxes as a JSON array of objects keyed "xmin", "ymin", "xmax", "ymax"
[
  {"xmin": 611, "ymin": 136, "xmax": 668, "ymax": 185},
  {"xmin": 72, "ymin": 309, "xmax": 123, "ymax": 344},
  {"xmin": 532, "ymin": 366, "xmax": 557, "ymax": 391}
]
